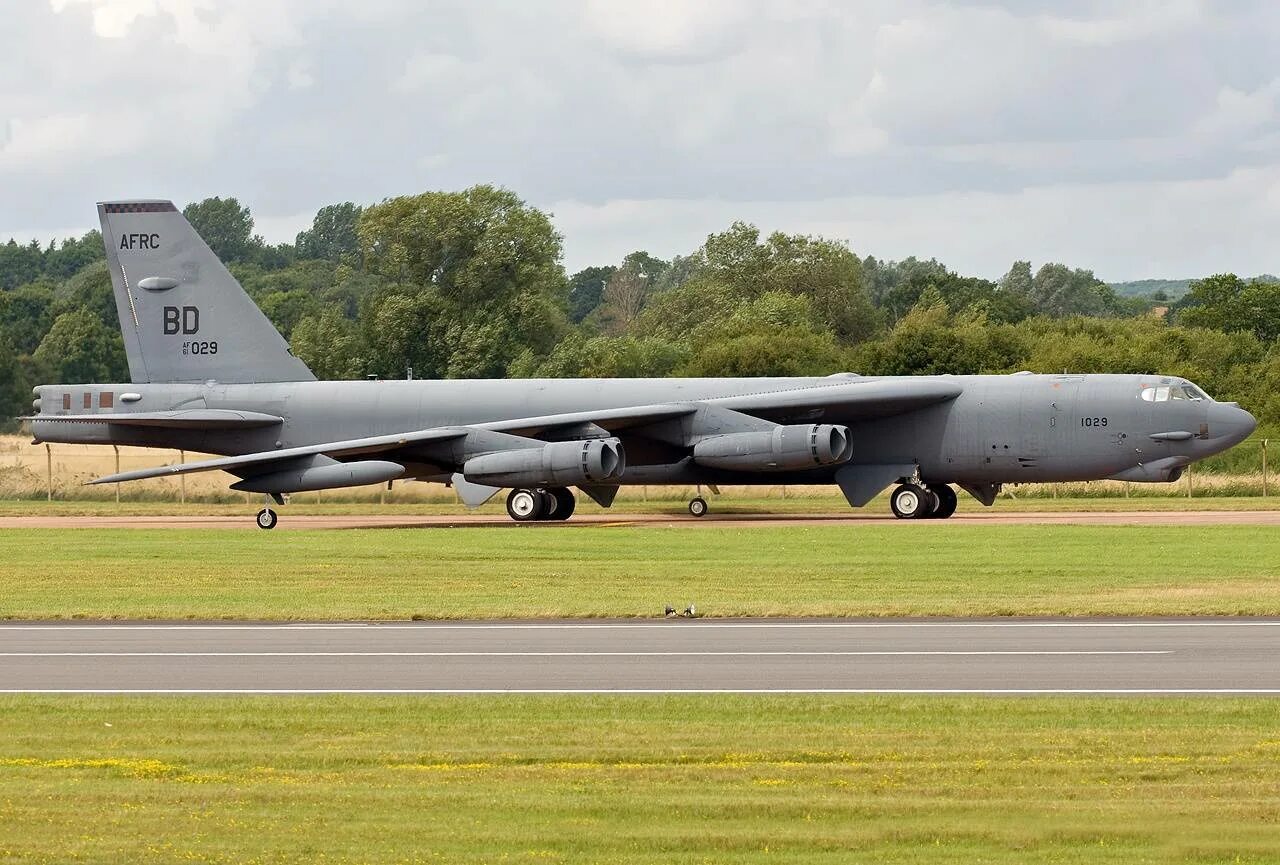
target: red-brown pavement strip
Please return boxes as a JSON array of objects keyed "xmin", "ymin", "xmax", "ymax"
[{"xmin": 0, "ymin": 511, "xmax": 1277, "ymax": 529}]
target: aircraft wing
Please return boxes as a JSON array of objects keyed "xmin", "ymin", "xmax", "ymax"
[
  {"xmin": 86, "ymin": 377, "xmax": 963, "ymax": 485},
  {"xmin": 480, "ymin": 404, "xmax": 693, "ymax": 437},
  {"xmin": 486, "ymin": 377, "xmax": 963, "ymax": 437},
  {"xmin": 87, "ymin": 427, "xmax": 469, "ymax": 485},
  {"xmin": 709, "ymin": 377, "xmax": 963, "ymax": 420}
]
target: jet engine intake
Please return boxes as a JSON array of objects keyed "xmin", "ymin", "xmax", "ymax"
[
  {"xmin": 692, "ymin": 424, "xmax": 852, "ymax": 472},
  {"xmin": 462, "ymin": 438, "xmax": 625, "ymax": 487}
]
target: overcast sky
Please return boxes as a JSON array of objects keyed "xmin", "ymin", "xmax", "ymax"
[{"xmin": 3, "ymin": 0, "xmax": 1278, "ymax": 280}]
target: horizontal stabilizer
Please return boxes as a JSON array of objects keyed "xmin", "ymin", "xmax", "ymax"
[{"xmin": 26, "ymin": 410, "xmax": 282, "ymax": 429}]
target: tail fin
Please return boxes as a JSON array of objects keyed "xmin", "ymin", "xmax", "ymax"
[{"xmin": 99, "ymin": 200, "xmax": 315, "ymax": 384}]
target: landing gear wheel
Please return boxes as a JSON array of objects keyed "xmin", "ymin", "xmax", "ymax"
[
  {"xmin": 506, "ymin": 488, "xmax": 544, "ymax": 522},
  {"xmin": 689, "ymin": 496, "xmax": 709, "ymax": 517},
  {"xmin": 547, "ymin": 487, "xmax": 576, "ymax": 521},
  {"xmin": 255, "ymin": 508, "xmax": 278, "ymax": 530},
  {"xmin": 890, "ymin": 484, "xmax": 932, "ymax": 520},
  {"xmin": 538, "ymin": 489, "xmax": 559, "ymax": 519},
  {"xmin": 926, "ymin": 484, "xmax": 957, "ymax": 519}
]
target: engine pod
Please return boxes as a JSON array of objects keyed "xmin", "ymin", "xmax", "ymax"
[
  {"xmin": 692, "ymin": 424, "xmax": 852, "ymax": 472},
  {"xmin": 462, "ymin": 438, "xmax": 625, "ymax": 488}
]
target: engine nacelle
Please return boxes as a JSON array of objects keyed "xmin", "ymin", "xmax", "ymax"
[
  {"xmin": 692, "ymin": 424, "xmax": 852, "ymax": 472},
  {"xmin": 462, "ymin": 438, "xmax": 625, "ymax": 487},
  {"xmin": 231, "ymin": 456, "xmax": 405, "ymax": 493}
]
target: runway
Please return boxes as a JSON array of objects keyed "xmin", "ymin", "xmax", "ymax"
[
  {"xmin": 3, "ymin": 619, "xmax": 1278, "ymax": 693},
  {"xmin": 1, "ymin": 510, "xmax": 1279, "ymax": 529}
]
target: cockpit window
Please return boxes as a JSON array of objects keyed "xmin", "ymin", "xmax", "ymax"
[{"xmin": 1141, "ymin": 383, "xmax": 1210, "ymax": 402}]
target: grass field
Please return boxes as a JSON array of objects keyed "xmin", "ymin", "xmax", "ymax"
[
  {"xmin": 1, "ymin": 695, "xmax": 1278, "ymax": 864},
  {"xmin": 4, "ymin": 493, "xmax": 1280, "ymax": 517},
  {"xmin": 2, "ymin": 523, "xmax": 1278, "ymax": 619}
]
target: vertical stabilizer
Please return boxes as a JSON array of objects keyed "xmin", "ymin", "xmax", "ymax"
[{"xmin": 98, "ymin": 200, "xmax": 315, "ymax": 384}]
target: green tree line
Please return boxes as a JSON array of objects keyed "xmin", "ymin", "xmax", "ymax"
[{"xmin": 3, "ymin": 186, "xmax": 1279, "ymax": 435}]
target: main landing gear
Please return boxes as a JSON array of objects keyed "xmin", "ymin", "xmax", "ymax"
[
  {"xmin": 506, "ymin": 487, "xmax": 576, "ymax": 522},
  {"xmin": 890, "ymin": 483, "xmax": 957, "ymax": 520}
]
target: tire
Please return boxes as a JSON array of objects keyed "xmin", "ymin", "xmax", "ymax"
[
  {"xmin": 538, "ymin": 489, "xmax": 559, "ymax": 520},
  {"xmin": 548, "ymin": 487, "xmax": 576, "ymax": 521},
  {"xmin": 506, "ymin": 488, "xmax": 544, "ymax": 522},
  {"xmin": 927, "ymin": 484, "xmax": 958, "ymax": 519},
  {"xmin": 889, "ymin": 484, "xmax": 931, "ymax": 520},
  {"xmin": 689, "ymin": 496, "xmax": 709, "ymax": 517},
  {"xmin": 255, "ymin": 508, "xmax": 277, "ymax": 530}
]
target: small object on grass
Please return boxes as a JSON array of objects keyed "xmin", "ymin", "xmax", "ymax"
[
  {"xmin": 663, "ymin": 605, "xmax": 676, "ymax": 617},
  {"xmin": 682, "ymin": 604, "xmax": 697, "ymax": 618}
]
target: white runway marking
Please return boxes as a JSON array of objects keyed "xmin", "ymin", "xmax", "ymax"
[
  {"xmin": 0, "ymin": 650, "xmax": 1173, "ymax": 657},
  {"xmin": 1, "ymin": 688, "xmax": 1276, "ymax": 695}
]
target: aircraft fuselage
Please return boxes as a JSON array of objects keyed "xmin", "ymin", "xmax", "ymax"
[{"xmin": 31, "ymin": 372, "xmax": 1255, "ymax": 490}]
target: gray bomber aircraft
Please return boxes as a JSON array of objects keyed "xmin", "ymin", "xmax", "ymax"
[{"xmin": 24, "ymin": 200, "xmax": 1258, "ymax": 528}]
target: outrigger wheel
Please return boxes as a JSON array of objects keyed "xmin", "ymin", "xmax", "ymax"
[
  {"xmin": 688, "ymin": 496, "xmax": 709, "ymax": 517},
  {"xmin": 255, "ymin": 508, "xmax": 278, "ymax": 530}
]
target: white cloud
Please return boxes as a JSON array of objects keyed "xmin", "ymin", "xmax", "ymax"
[
  {"xmin": 552, "ymin": 165, "xmax": 1280, "ymax": 281},
  {"xmin": 286, "ymin": 59, "xmax": 314, "ymax": 90},
  {"xmin": 1037, "ymin": 0, "xmax": 1203, "ymax": 46},
  {"xmin": 2, "ymin": 0, "xmax": 1278, "ymax": 281},
  {"xmin": 582, "ymin": 0, "xmax": 752, "ymax": 63},
  {"xmin": 49, "ymin": 0, "xmax": 162, "ymax": 39}
]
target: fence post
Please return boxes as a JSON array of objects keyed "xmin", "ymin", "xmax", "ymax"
[
  {"xmin": 1263, "ymin": 439, "xmax": 1269, "ymax": 497},
  {"xmin": 179, "ymin": 450, "xmax": 186, "ymax": 504},
  {"xmin": 113, "ymin": 445, "xmax": 120, "ymax": 505},
  {"xmin": 45, "ymin": 443, "xmax": 51, "ymax": 502}
]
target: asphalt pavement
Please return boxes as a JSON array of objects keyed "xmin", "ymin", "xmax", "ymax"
[{"xmin": 1, "ymin": 619, "xmax": 1277, "ymax": 693}]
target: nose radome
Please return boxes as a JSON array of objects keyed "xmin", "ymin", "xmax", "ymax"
[{"xmin": 1208, "ymin": 403, "xmax": 1256, "ymax": 446}]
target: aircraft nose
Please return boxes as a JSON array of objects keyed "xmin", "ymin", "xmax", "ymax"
[{"xmin": 1207, "ymin": 402, "xmax": 1256, "ymax": 447}]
